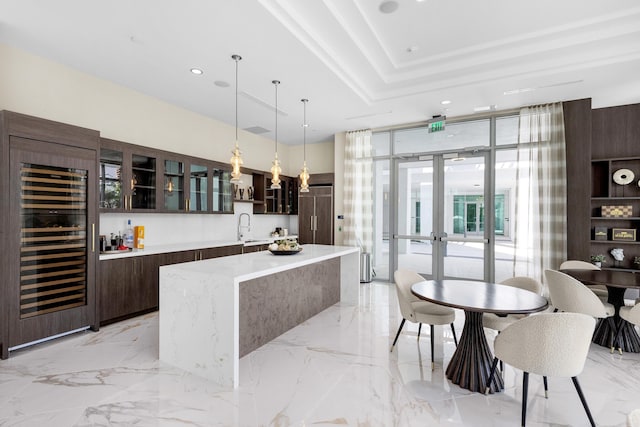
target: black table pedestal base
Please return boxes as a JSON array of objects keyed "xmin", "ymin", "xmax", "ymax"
[
  {"xmin": 446, "ymin": 311, "xmax": 503, "ymax": 393},
  {"xmin": 592, "ymin": 286, "xmax": 640, "ymax": 353}
]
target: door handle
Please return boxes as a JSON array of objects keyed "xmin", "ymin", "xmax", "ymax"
[
  {"xmin": 313, "ymin": 216, "xmax": 318, "ymax": 231},
  {"xmin": 91, "ymin": 223, "xmax": 95, "ymax": 253},
  {"xmin": 310, "ymin": 216, "xmax": 314, "ymax": 231}
]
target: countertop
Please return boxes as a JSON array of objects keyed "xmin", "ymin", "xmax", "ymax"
[
  {"xmin": 99, "ymin": 235, "xmax": 298, "ymax": 260},
  {"xmin": 159, "ymin": 244, "xmax": 359, "ymax": 283}
]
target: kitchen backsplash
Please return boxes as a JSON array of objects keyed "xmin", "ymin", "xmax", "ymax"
[{"xmin": 100, "ymin": 204, "xmax": 298, "ymax": 247}]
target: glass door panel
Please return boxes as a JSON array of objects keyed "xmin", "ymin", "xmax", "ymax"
[
  {"xmin": 99, "ymin": 148, "xmax": 123, "ymax": 209},
  {"xmin": 164, "ymin": 159, "xmax": 184, "ymax": 211},
  {"xmin": 213, "ymin": 168, "xmax": 232, "ymax": 212},
  {"xmin": 131, "ymin": 154, "xmax": 156, "ymax": 209},
  {"xmin": 441, "ymin": 155, "xmax": 488, "ymax": 280},
  {"xmin": 395, "ymin": 159, "xmax": 434, "ymax": 278},
  {"xmin": 189, "ymin": 164, "xmax": 208, "ymax": 212}
]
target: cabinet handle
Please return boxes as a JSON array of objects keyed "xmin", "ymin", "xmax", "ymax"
[
  {"xmin": 310, "ymin": 216, "xmax": 314, "ymax": 231},
  {"xmin": 129, "ymin": 195, "xmax": 133, "ymax": 210},
  {"xmin": 314, "ymin": 216, "xmax": 318, "ymax": 231},
  {"xmin": 92, "ymin": 223, "xmax": 95, "ymax": 253}
]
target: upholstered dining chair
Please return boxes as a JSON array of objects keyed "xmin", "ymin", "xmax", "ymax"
[
  {"xmin": 544, "ymin": 269, "xmax": 618, "ymax": 352},
  {"xmin": 485, "ymin": 312, "xmax": 597, "ymax": 427},
  {"xmin": 483, "ymin": 276, "xmax": 544, "ymax": 333},
  {"xmin": 391, "ymin": 269, "xmax": 458, "ymax": 370},
  {"xmin": 559, "ymin": 260, "xmax": 607, "ymax": 300}
]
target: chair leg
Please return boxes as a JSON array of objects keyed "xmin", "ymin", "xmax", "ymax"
[
  {"xmin": 521, "ymin": 372, "xmax": 529, "ymax": 427},
  {"xmin": 571, "ymin": 377, "xmax": 596, "ymax": 427},
  {"xmin": 390, "ymin": 318, "xmax": 406, "ymax": 352},
  {"xmin": 607, "ymin": 317, "xmax": 623, "ymax": 354},
  {"xmin": 485, "ymin": 357, "xmax": 499, "ymax": 395},
  {"xmin": 543, "ymin": 376, "xmax": 548, "ymax": 398},
  {"xmin": 417, "ymin": 322, "xmax": 422, "ymax": 341},
  {"xmin": 450, "ymin": 323, "xmax": 458, "ymax": 346},
  {"xmin": 430, "ymin": 324, "xmax": 435, "ymax": 371}
]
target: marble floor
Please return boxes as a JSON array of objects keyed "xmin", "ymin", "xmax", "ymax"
[{"xmin": 1, "ymin": 282, "xmax": 639, "ymax": 426}]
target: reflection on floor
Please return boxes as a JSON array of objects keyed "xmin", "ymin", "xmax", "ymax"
[{"xmin": 1, "ymin": 282, "xmax": 639, "ymax": 426}]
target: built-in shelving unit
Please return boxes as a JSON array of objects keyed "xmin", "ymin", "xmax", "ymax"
[{"xmin": 590, "ymin": 157, "xmax": 640, "ymax": 268}]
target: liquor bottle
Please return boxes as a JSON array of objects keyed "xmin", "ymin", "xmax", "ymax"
[{"xmin": 124, "ymin": 219, "xmax": 134, "ymax": 249}]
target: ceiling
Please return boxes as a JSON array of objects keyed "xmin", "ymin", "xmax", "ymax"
[{"xmin": 1, "ymin": 0, "xmax": 639, "ymax": 146}]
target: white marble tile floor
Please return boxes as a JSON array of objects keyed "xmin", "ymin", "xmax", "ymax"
[{"xmin": 1, "ymin": 282, "xmax": 639, "ymax": 426}]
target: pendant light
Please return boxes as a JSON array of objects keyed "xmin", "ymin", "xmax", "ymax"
[
  {"xmin": 299, "ymin": 98, "xmax": 310, "ymax": 193},
  {"xmin": 270, "ymin": 80, "xmax": 282, "ymax": 189},
  {"xmin": 229, "ymin": 54, "xmax": 243, "ymax": 184}
]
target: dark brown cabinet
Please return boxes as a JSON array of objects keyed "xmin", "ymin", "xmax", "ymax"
[
  {"xmin": 100, "ymin": 139, "xmax": 233, "ymax": 214},
  {"xmin": 298, "ymin": 186, "xmax": 333, "ymax": 245},
  {"xmin": 252, "ymin": 173, "xmax": 297, "ymax": 215},
  {"xmin": 100, "ymin": 138, "xmax": 158, "ymax": 211},
  {"xmin": 1, "ymin": 111, "xmax": 100, "ymax": 359}
]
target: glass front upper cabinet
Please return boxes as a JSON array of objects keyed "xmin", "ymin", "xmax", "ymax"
[
  {"xmin": 99, "ymin": 142, "xmax": 157, "ymax": 211},
  {"xmin": 189, "ymin": 164, "xmax": 208, "ymax": 212},
  {"xmin": 164, "ymin": 159, "xmax": 185, "ymax": 211},
  {"xmin": 213, "ymin": 168, "xmax": 233, "ymax": 213}
]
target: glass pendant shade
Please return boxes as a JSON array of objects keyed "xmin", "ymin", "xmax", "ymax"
[
  {"xmin": 299, "ymin": 98, "xmax": 310, "ymax": 192},
  {"xmin": 230, "ymin": 54, "xmax": 243, "ymax": 184},
  {"xmin": 270, "ymin": 80, "xmax": 281, "ymax": 189}
]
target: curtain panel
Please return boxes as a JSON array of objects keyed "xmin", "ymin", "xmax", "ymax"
[
  {"xmin": 513, "ymin": 103, "xmax": 567, "ymax": 285},
  {"xmin": 343, "ymin": 130, "xmax": 373, "ymax": 253}
]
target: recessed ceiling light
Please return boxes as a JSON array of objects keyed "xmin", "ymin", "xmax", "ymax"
[
  {"xmin": 214, "ymin": 80, "xmax": 230, "ymax": 88},
  {"xmin": 441, "ymin": 100, "xmax": 451, "ymax": 105},
  {"xmin": 379, "ymin": 1, "xmax": 399, "ymax": 14},
  {"xmin": 190, "ymin": 68, "xmax": 203, "ymax": 75},
  {"xmin": 406, "ymin": 45, "xmax": 419, "ymax": 53},
  {"xmin": 503, "ymin": 87, "xmax": 535, "ymax": 95}
]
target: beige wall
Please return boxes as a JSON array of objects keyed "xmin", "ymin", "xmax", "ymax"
[{"xmin": 0, "ymin": 43, "xmax": 335, "ymax": 177}]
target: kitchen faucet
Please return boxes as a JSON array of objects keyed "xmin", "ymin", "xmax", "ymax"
[{"xmin": 237, "ymin": 213, "xmax": 251, "ymax": 241}]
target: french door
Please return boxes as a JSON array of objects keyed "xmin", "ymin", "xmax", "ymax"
[{"xmin": 392, "ymin": 152, "xmax": 492, "ymax": 281}]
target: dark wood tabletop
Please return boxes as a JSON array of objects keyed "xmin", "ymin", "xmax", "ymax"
[
  {"xmin": 411, "ymin": 280, "xmax": 549, "ymax": 315},
  {"xmin": 561, "ymin": 269, "xmax": 640, "ymax": 289}
]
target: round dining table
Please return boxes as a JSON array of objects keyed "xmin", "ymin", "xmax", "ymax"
[
  {"xmin": 411, "ymin": 279, "xmax": 548, "ymax": 393},
  {"xmin": 561, "ymin": 269, "xmax": 640, "ymax": 352}
]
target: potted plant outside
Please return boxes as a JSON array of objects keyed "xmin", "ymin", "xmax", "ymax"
[{"xmin": 590, "ymin": 254, "xmax": 606, "ymax": 268}]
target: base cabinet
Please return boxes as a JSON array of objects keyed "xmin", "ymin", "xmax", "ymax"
[{"xmin": 99, "ymin": 245, "xmax": 243, "ymax": 325}]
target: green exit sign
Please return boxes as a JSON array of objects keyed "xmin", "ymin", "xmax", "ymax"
[{"xmin": 428, "ymin": 119, "xmax": 445, "ymax": 133}]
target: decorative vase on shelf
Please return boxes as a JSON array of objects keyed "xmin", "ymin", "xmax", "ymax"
[{"xmin": 594, "ymin": 261, "xmax": 602, "ymax": 268}]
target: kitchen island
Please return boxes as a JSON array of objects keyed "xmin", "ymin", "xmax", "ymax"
[{"xmin": 159, "ymin": 244, "xmax": 360, "ymax": 388}]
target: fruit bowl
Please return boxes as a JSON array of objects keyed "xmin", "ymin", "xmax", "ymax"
[{"xmin": 268, "ymin": 247, "xmax": 303, "ymax": 255}]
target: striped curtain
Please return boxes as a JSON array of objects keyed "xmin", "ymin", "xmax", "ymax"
[
  {"xmin": 343, "ymin": 130, "xmax": 373, "ymax": 253},
  {"xmin": 513, "ymin": 103, "xmax": 567, "ymax": 286}
]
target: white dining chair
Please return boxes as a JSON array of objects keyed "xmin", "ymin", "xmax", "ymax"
[
  {"xmin": 391, "ymin": 269, "xmax": 458, "ymax": 370},
  {"xmin": 545, "ymin": 269, "xmax": 618, "ymax": 352},
  {"xmin": 559, "ymin": 260, "xmax": 607, "ymax": 301},
  {"xmin": 485, "ymin": 312, "xmax": 596, "ymax": 427},
  {"xmin": 629, "ymin": 409, "xmax": 640, "ymax": 427},
  {"xmin": 483, "ymin": 276, "xmax": 544, "ymax": 333}
]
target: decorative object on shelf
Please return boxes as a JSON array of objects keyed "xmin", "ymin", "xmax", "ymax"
[
  {"xmin": 613, "ymin": 168, "xmax": 635, "ymax": 185},
  {"xmin": 239, "ymin": 188, "xmax": 244, "ymax": 200},
  {"xmin": 611, "ymin": 248, "xmax": 625, "ymax": 267},
  {"xmin": 601, "ymin": 205, "xmax": 633, "ymax": 218},
  {"xmin": 594, "ymin": 227, "xmax": 608, "ymax": 240},
  {"xmin": 233, "ymin": 184, "xmax": 239, "ymax": 199},
  {"xmin": 270, "ymin": 80, "xmax": 282, "ymax": 190},
  {"xmin": 299, "ymin": 98, "xmax": 310, "ymax": 193},
  {"xmin": 612, "ymin": 228, "xmax": 637, "ymax": 241},
  {"xmin": 248, "ymin": 186, "xmax": 254, "ymax": 200},
  {"xmin": 230, "ymin": 54, "xmax": 243, "ymax": 184},
  {"xmin": 590, "ymin": 254, "xmax": 606, "ymax": 268},
  {"xmin": 634, "ymin": 256, "xmax": 640, "ymax": 269}
]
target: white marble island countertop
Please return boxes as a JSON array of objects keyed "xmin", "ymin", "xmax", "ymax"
[
  {"xmin": 159, "ymin": 243, "xmax": 360, "ymax": 388},
  {"xmin": 162, "ymin": 244, "xmax": 358, "ymax": 283}
]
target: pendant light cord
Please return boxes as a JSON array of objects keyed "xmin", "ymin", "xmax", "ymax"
[{"xmin": 273, "ymin": 80, "xmax": 279, "ymax": 155}]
